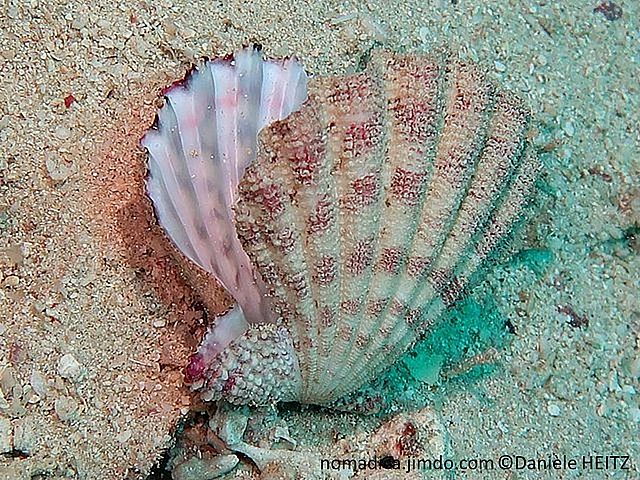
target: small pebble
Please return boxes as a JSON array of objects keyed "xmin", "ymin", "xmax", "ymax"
[
  {"xmin": 13, "ymin": 416, "xmax": 37, "ymax": 455},
  {"xmin": 57, "ymin": 353, "xmax": 83, "ymax": 382},
  {"xmin": 180, "ymin": 27, "xmax": 196, "ymax": 39},
  {"xmin": 30, "ymin": 370, "xmax": 49, "ymax": 398},
  {"xmin": 152, "ymin": 318, "xmax": 166, "ymax": 328},
  {"xmin": 54, "ymin": 125, "xmax": 71, "ymax": 140},
  {"xmin": 418, "ymin": 26, "xmax": 430, "ymax": 44},
  {"xmin": 71, "ymin": 17, "xmax": 87, "ymax": 30},
  {"xmin": 0, "ymin": 416, "xmax": 12, "ymax": 453},
  {"xmin": 3, "ymin": 275, "xmax": 19, "ymax": 288},
  {"xmin": 627, "ymin": 356, "xmax": 640, "ymax": 378},
  {"xmin": 98, "ymin": 38, "xmax": 115, "ymax": 49},
  {"xmin": 115, "ymin": 430, "xmax": 132, "ymax": 443},
  {"xmin": 494, "ymin": 60, "xmax": 506, "ymax": 73},
  {"xmin": 0, "ymin": 367, "xmax": 17, "ymax": 396},
  {"xmin": 172, "ymin": 455, "xmax": 239, "ymax": 480},
  {"xmin": 564, "ymin": 122, "xmax": 575, "ymax": 137},
  {"xmin": 213, "ymin": 409, "xmax": 248, "ymax": 447},
  {"xmin": 2, "ymin": 244, "xmax": 23, "ymax": 266},
  {"xmin": 273, "ymin": 425, "xmax": 297, "ymax": 448},
  {"xmin": 45, "ymin": 152, "xmax": 75, "ymax": 182},
  {"xmin": 0, "ymin": 389, "xmax": 8, "ymax": 410},
  {"xmin": 547, "ymin": 403, "xmax": 561, "ymax": 417},
  {"xmin": 54, "ymin": 396, "xmax": 79, "ymax": 422}
]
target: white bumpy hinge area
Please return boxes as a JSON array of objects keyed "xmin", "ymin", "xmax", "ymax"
[{"xmin": 201, "ymin": 324, "xmax": 302, "ymax": 406}]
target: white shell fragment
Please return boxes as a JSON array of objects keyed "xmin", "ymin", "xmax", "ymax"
[{"xmin": 143, "ymin": 47, "xmax": 540, "ymax": 407}]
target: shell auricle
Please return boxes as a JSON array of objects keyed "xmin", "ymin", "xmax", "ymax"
[{"xmin": 141, "ymin": 46, "xmax": 540, "ymax": 407}]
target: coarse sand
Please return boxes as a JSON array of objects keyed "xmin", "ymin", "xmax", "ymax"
[{"xmin": 0, "ymin": 0, "xmax": 638, "ymax": 479}]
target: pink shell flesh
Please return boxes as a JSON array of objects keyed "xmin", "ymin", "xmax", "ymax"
[
  {"xmin": 142, "ymin": 47, "xmax": 307, "ymax": 365},
  {"xmin": 142, "ymin": 47, "xmax": 307, "ymax": 358}
]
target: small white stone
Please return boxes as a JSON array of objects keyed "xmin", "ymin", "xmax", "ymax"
[
  {"xmin": 13, "ymin": 416, "xmax": 36, "ymax": 455},
  {"xmin": 0, "ymin": 416, "xmax": 12, "ymax": 453},
  {"xmin": 71, "ymin": 17, "xmax": 86, "ymax": 29},
  {"xmin": 57, "ymin": 353, "xmax": 83, "ymax": 382},
  {"xmin": 152, "ymin": 318, "xmax": 166, "ymax": 328},
  {"xmin": 564, "ymin": 122, "xmax": 575, "ymax": 137},
  {"xmin": 115, "ymin": 430, "xmax": 132, "ymax": 443},
  {"xmin": 547, "ymin": 403, "xmax": 561, "ymax": 417},
  {"xmin": 494, "ymin": 60, "xmax": 507, "ymax": 72},
  {"xmin": 54, "ymin": 396, "xmax": 79, "ymax": 422},
  {"xmin": 30, "ymin": 370, "xmax": 49, "ymax": 398},
  {"xmin": 54, "ymin": 125, "xmax": 71, "ymax": 140},
  {"xmin": 45, "ymin": 152, "xmax": 75, "ymax": 182},
  {"xmin": 418, "ymin": 26, "xmax": 430, "ymax": 44},
  {"xmin": 0, "ymin": 367, "xmax": 16, "ymax": 398},
  {"xmin": 2, "ymin": 275, "xmax": 19, "ymax": 288}
]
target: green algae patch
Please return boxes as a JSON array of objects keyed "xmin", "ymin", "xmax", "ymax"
[
  {"xmin": 510, "ymin": 248, "xmax": 554, "ymax": 276},
  {"xmin": 402, "ymin": 296, "xmax": 510, "ymax": 386},
  {"xmin": 404, "ymin": 351, "xmax": 445, "ymax": 385}
]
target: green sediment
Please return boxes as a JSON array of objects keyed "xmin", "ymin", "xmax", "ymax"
[
  {"xmin": 509, "ymin": 248, "xmax": 554, "ymax": 276},
  {"xmin": 375, "ymin": 244, "xmax": 553, "ymax": 411},
  {"xmin": 403, "ymin": 296, "xmax": 509, "ymax": 384}
]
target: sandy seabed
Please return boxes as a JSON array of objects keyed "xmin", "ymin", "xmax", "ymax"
[{"xmin": 0, "ymin": 0, "xmax": 638, "ymax": 479}]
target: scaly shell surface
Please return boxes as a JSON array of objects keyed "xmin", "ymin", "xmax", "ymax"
[{"xmin": 144, "ymin": 48, "xmax": 540, "ymax": 407}]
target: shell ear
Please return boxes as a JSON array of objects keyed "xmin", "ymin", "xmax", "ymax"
[{"xmin": 197, "ymin": 324, "xmax": 302, "ymax": 406}]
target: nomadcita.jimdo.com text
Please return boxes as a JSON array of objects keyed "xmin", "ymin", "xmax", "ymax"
[{"xmin": 319, "ymin": 454, "xmax": 632, "ymax": 474}]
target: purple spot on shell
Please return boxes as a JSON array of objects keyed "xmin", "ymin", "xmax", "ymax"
[
  {"xmin": 307, "ymin": 196, "xmax": 335, "ymax": 234},
  {"xmin": 345, "ymin": 174, "xmax": 380, "ymax": 210},
  {"xmin": 391, "ymin": 167, "xmax": 427, "ymax": 206},
  {"xmin": 184, "ymin": 353, "xmax": 206, "ymax": 383},
  {"xmin": 346, "ymin": 237, "xmax": 375, "ymax": 275}
]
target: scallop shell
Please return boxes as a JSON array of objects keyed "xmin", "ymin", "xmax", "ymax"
[{"xmin": 143, "ymin": 47, "xmax": 540, "ymax": 407}]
